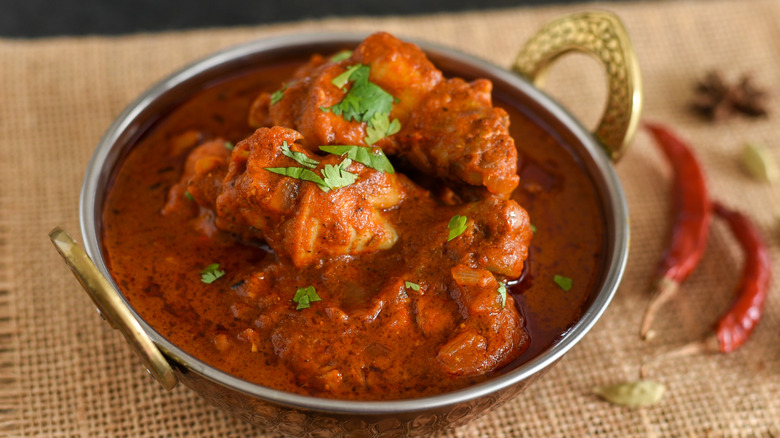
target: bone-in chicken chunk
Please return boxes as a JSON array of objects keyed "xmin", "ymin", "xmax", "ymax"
[
  {"xmin": 399, "ymin": 78, "xmax": 520, "ymax": 196},
  {"xmin": 437, "ymin": 265, "xmax": 528, "ymax": 376},
  {"xmin": 166, "ymin": 126, "xmax": 406, "ymax": 268},
  {"xmin": 444, "ymin": 196, "xmax": 533, "ymax": 278},
  {"xmin": 248, "ymin": 32, "xmax": 518, "ymax": 197}
]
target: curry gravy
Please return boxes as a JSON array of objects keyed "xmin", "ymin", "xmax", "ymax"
[{"xmin": 101, "ymin": 60, "xmax": 605, "ymax": 400}]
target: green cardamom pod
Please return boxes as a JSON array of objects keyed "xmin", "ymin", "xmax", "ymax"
[
  {"xmin": 741, "ymin": 143, "xmax": 778, "ymax": 183},
  {"xmin": 593, "ymin": 380, "xmax": 665, "ymax": 407}
]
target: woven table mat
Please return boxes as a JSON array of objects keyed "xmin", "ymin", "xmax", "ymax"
[{"xmin": 2, "ymin": 0, "xmax": 779, "ymax": 436}]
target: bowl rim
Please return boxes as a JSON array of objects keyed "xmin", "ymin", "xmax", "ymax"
[{"xmin": 80, "ymin": 31, "xmax": 629, "ymax": 414}]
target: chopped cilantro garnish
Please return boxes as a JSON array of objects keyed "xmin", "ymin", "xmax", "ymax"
[
  {"xmin": 330, "ymin": 50, "xmax": 353, "ymax": 63},
  {"xmin": 364, "ymin": 112, "xmax": 401, "ymax": 145},
  {"xmin": 323, "ymin": 64, "xmax": 401, "ymax": 144},
  {"xmin": 267, "ymin": 139, "xmax": 357, "ymax": 192},
  {"xmin": 530, "ymin": 223, "xmax": 537, "ymax": 233},
  {"xmin": 265, "ymin": 158, "xmax": 356, "ymax": 193},
  {"xmin": 404, "ymin": 281, "xmax": 420, "ymax": 291},
  {"xmin": 264, "ymin": 166, "xmax": 329, "ymax": 191},
  {"xmin": 553, "ymin": 275, "xmax": 573, "ymax": 291},
  {"xmin": 321, "ymin": 158, "xmax": 358, "ymax": 190},
  {"xmin": 292, "ymin": 286, "xmax": 321, "ymax": 310},
  {"xmin": 319, "ymin": 145, "xmax": 394, "ymax": 173},
  {"xmin": 224, "ymin": 141, "xmax": 234, "ymax": 151},
  {"xmin": 184, "ymin": 191, "xmax": 194, "ymax": 201},
  {"xmin": 200, "ymin": 263, "xmax": 225, "ymax": 284},
  {"xmin": 497, "ymin": 282, "xmax": 507, "ymax": 308},
  {"xmin": 270, "ymin": 84, "xmax": 288, "ymax": 105},
  {"xmin": 447, "ymin": 215, "xmax": 468, "ymax": 241},
  {"xmin": 331, "ymin": 64, "xmax": 361, "ymax": 89},
  {"xmin": 327, "ymin": 65, "xmax": 393, "ymax": 122},
  {"xmin": 280, "ymin": 141, "xmax": 318, "ymax": 169}
]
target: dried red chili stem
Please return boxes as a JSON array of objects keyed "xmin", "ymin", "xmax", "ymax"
[
  {"xmin": 640, "ymin": 123, "xmax": 713, "ymax": 339},
  {"xmin": 710, "ymin": 201, "xmax": 771, "ymax": 353},
  {"xmin": 638, "ymin": 336, "xmax": 719, "ymax": 378}
]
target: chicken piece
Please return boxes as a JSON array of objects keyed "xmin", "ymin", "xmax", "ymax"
[
  {"xmin": 251, "ymin": 33, "xmax": 442, "ymax": 152},
  {"xmin": 349, "ymin": 32, "xmax": 444, "ymax": 126},
  {"xmin": 437, "ymin": 265, "xmax": 528, "ymax": 377},
  {"xmin": 400, "ymin": 78, "xmax": 519, "ymax": 196},
  {"xmin": 248, "ymin": 54, "xmax": 329, "ymax": 129},
  {"xmin": 161, "ymin": 139, "xmax": 232, "ymax": 238},
  {"xmin": 445, "ymin": 196, "xmax": 533, "ymax": 278},
  {"xmin": 269, "ymin": 278, "xmax": 417, "ymax": 395},
  {"xmin": 397, "ymin": 195, "xmax": 531, "ymax": 281},
  {"xmin": 252, "ymin": 55, "xmax": 375, "ymax": 150},
  {"xmin": 215, "ymin": 127, "xmax": 405, "ymax": 267},
  {"xmin": 162, "ymin": 138, "xmax": 232, "ymax": 216},
  {"xmin": 164, "ymin": 127, "xmax": 406, "ymax": 267},
  {"xmin": 248, "ymin": 32, "xmax": 518, "ymax": 196}
]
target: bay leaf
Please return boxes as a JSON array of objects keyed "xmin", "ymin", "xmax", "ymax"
[{"xmin": 593, "ymin": 380, "xmax": 665, "ymax": 407}]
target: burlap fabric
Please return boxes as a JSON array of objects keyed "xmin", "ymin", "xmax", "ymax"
[{"xmin": 2, "ymin": 0, "xmax": 779, "ymax": 435}]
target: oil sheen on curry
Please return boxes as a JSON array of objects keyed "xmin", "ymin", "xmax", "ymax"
[{"xmin": 102, "ymin": 33, "xmax": 606, "ymax": 400}]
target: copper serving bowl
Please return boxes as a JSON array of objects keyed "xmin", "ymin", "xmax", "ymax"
[{"xmin": 51, "ymin": 12, "xmax": 640, "ymax": 437}]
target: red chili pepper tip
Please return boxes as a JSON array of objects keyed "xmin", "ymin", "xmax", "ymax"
[{"xmin": 711, "ymin": 202, "xmax": 771, "ymax": 353}]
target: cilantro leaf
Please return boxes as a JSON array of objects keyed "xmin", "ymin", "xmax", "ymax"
[
  {"xmin": 324, "ymin": 64, "xmax": 402, "ymax": 144},
  {"xmin": 321, "ymin": 158, "xmax": 358, "ymax": 190},
  {"xmin": 319, "ymin": 145, "xmax": 394, "ymax": 173},
  {"xmin": 296, "ymin": 295, "xmax": 311, "ymax": 309},
  {"xmin": 553, "ymin": 275, "xmax": 573, "ymax": 291},
  {"xmin": 326, "ymin": 65, "xmax": 395, "ymax": 126},
  {"xmin": 200, "ymin": 263, "xmax": 225, "ymax": 284},
  {"xmin": 265, "ymin": 159, "xmax": 357, "ymax": 193},
  {"xmin": 330, "ymin": 50, "xmax": 353, "ymax": 63},
  {"xmin": 497, "ymin": 282, "xmax": 507, "ymax": 308},
  {"xmin": 265, "ymin": 142, "xmax": 357, "ymax": 193},
  {"xmin": 331, "ymin": 64, "xmax": 361, "ymax": 89},
  {"xmin": 404, "ymin": 281, "xmax": 420, "ymax": 291},
  {"xmin": 530, "ymin": 223, "xmax": 537, "ymax": 233},
  {"xmin": 264, "ymin": 166, "xmax": 330, "ymax": 191},
  {"xmin": 224, "ymin": 141, "xmax": 234, "ymax": 151},
  {"xmin": 292, "ymin": 286, "xmax": 321, "ymax": 310},
  {"xmin": 270, "ymin": 84, "xmax": 288, "ymax": 105},
  {"xmin": 364, "ymin": 112, "xmax": 401, "ymax": 145},
  {"xmin": 447, "ymin": 215, "xmax": 468, "ymax": 241},
  {"xmin": 280, "ymin": 141, "xmax": 319, "ymax": 169},
  {"xmin": 184, "ymin": 191, "xmax": 194, "ymax": 201}
]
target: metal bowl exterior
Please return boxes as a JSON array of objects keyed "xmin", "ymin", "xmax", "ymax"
[
  {"xmin": 80, "ymin": 33, "xmax": 629, "ymax": 436},
  {"xmin": 178, "ymin": 364, "xmax": 544, "ymax": 436}
]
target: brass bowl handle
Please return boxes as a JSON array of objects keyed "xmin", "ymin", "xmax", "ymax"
[
  {"xmin": 49, "ymin": 227, "xmax": 178, "ymax": 390},
  {"xmin": 513, "ymin": 11, "xmax": 642, "ymax": 162}
]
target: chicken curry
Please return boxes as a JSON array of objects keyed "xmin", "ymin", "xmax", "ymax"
[{"xmin": 101, "ymin": 33, "xmax": 606, "ymax": 400}]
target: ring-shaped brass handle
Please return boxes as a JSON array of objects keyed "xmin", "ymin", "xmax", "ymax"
[
  {"xmin": 513, "ymin": 11, "xmax": 642, "ymax": 162},
  {"xmin": 49, "ymin": 227, "xmax": 178, "ymax": 390}
]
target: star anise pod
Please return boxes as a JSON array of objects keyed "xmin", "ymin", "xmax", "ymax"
[{"xmin": 691, "ymin": 70, "xmax": 769, "ymax": 121}]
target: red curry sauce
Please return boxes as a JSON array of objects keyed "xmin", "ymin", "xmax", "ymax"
[{"xmin": 101, "ymin": 47, "xmax": 605, "ymax": 401}]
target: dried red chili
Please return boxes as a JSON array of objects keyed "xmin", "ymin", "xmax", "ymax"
[
  {"xmin": 710, "ymin": 201, "xmax": 771, "ymax": 353},
  {"xmin": 643, "ymin": 202, "xmax": 771, "ymax": 366},
  {"xmin": 640, "ymin": 123, "xmax": 713, "ymax": 338}
]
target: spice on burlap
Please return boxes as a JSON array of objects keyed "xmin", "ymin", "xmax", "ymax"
[
  {"xmin": 593, "ymin": 381, "xmax": 666, "ymax": 408},
  {"xmin": 741, "ymin": 142, "xmax": 779, "ymax": 183},
  {"xmin": 691, "ymin": 70, "xmax": 769, "ymax": 121}
]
